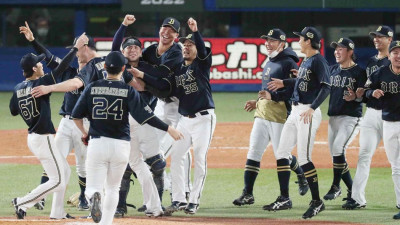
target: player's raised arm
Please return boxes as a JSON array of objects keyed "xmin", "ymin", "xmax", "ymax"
[{"xmin": 112, "ymin": 14, "xmax": 136, "ymax": 51}]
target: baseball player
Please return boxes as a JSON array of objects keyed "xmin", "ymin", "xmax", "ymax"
[
  {"xmin": 346, "ymin": 25, "xmax": 393, "ymax": 210},
  {"xmin": 265, "ymin": 27, "xmax": 330, "ymax": 219},
  {"xmin": 232, "ymin": 28, "xmax": 309, "ymax": 207},
  {"xmin": 71, "ymin": 51, "xmax": 183, "ymax": 224},
  {"xmin": 10, "ymin": 34, "xmax": 87, "ymax": 219},
  {"xmin": 20, "ymin": 21, "xmax": 90, "ymax": 211},
  {"xmin": 111, "ymin": 15, "xmax": 170, "ymax": 217},
  {"xmin": 363, "ymin": 40, "xmax": 400, "ymax": 219},
  {"xmin": 131, "ymin": 17, "xmax": 216, "ymax": 215},
  {"xmin": 324, "ymin": 38, "xmax": 366, "ymax": 206}
]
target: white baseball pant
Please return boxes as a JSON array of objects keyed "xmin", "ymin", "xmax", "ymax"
[
  {"xmin": 383, "ymin": 121, "xmax": 400, "ymax": 207},
  {"xmin": 328, "ymin": 115, "xmax": 361, "ymax": 157}
]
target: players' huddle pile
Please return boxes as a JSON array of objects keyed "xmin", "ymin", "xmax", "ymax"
[
  {"xmin": 10, "ymin": 15, "xmax": 215, "ymax": 225},
  {"xmin": 8, "ymin": 13, "xmax": 400, "ymax": 223}
]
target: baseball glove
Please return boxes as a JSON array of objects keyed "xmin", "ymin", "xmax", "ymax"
[{"xmin": 67, "ymin": 192, "xmax": 80, "ymax": 207}]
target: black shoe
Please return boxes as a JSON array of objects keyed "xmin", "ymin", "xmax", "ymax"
[
  {"xmin": 296, "ymin": 174, "xmax": 309, "ymax": 196},
  {"xmin": 145, "ymin": 209, "xmax": 163, "ymax": 217},
  {"xmin": 78, "ymin": 196, "xmax": 90, "ymax": 211},
  {"xmin": 342, "ymin": 199, "xmax": 366, "ymax": 210},
  {"xmin": 165, "ymin": 201, "xmax": 188, "ymax": 215},
  {"xmin": 12, "ymin": 198, "xmax": 26, "ymax": 219},
  {"xmin": 394, "ymin": 212, "xmax": 400, "ymax": 220},
  {"xmin": 323, "ymin": 185, "xmax": 341, "ymax": 200},
  {"xmin": 263, "ymin": 196, "xmax": 292, "ymax": 211},
  {"xmin": 137, "ymin": 205, "xmax": 147, "ymax": 212},
  {"xmin": 50, "ymin": 213, "xmax": 75, "ymax": 219},
  {"xmin": 114, "ymin": 207, "xmax": 126, "ymax": 218},
  {"xmin": 233, "ymin": 190, "xmax": 254, "ymax": 206},
  {"xmin": 34, "ymin": 198, "xmax": 45, "ymax": 210},
  {"xmin": 90, "ymin": 192, "xmax": 102, "ymax": 223},
  {"xmin": 184, "ymin": 203, "xmax": 199, "ymax": 214},
  {"xmin": 302, "ymin": 199, "xmax": 325, "ymax": 219}
]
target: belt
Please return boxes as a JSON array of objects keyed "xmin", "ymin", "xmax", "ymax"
[
  {"xmin": 185, "ymin": 110, "xmax": 209, "ymax": 118},
  {"xmin": 90, "ymin": 135, "xmax": 100, "ymax": 139},
  {"xmin": 292, "ymin": 101, "xmax": 299, "ymax": 106},
  {"xmin": 63, "ymin": 115, "xmax": 73, "ymax": 120}
]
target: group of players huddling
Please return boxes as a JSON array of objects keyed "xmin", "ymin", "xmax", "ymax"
[{"xmin": 8, "ymin": 12, "xmax": 400, "ymax": 223}]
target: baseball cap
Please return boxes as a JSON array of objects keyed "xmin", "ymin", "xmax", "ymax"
[
  {"xmin": 369, "ymin": 25, "xmax": 394, "ymax": 38},
  {"xmin": 161, "ymin": 17, "xmax": 180, "ymax": 33},
  {"xmin": 389, "ymin": 40, "xmax": 400, "ymax": 53},
  {"xmin": 179, "ymin": 33, "xmax": 195, "ymax": 44},
  {"xmin": 105, "ymin": 51, "xmax": 128, "ymax": 68},
  {"xmin": 20, "ymin": 53, "xmax": 45, "ymax": 72},
  {"xmin": 67, "ymin": 34, "xmax": 96, "ymax": 50},
  {"xmin": 330, "ymin": 38, "xmax": 355, "ymax": 50},
  {"xmin": 260, "ymin": 28, "xmax": 286, "ymax": 42},
  {"xmin": 293, "ymin": 27, "xmax": 322, "ymax": 44},
  {"xmin": 122, "ymin": 37, "xmax": 142, "ymax": 50}
]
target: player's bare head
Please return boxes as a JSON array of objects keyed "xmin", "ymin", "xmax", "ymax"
[
  {"xmin": 389, "ymin": 41, "xmax": 400, "ymax": 68},
  {"xmin": 261, "ymin": 29, "xmax": 286, "ymax": 56},
  {"xmin": 20, "ymin": 53, "xmax": 45, "ymax": 78},
  {"xmin": 121, "ymin": 36, "xmax": 142, "ymax": 63},
  {"xmin": 179, "ymin": 34, "xmax": 197, "ymax": 61},
  {"xmin": 294, "ymin": 27, "xmax": 321, "ymax": 52},
  {"xmin": 104, "ymin": 51, "xmax": 128, "ymax": 76},
  {"xmin": 70, "ymin": 34, "xmax": 96, "ymax": 64},
  {"xmin": 331, "ymin": 38, "xmax": 356, "ymax": 64},
  {"xmin": 159, "ymin": 17, "xmax": 180, "ymax": 45},
  {"xmin": 370, "ymin": 26, "xmax": 393, "ymax": 51}
]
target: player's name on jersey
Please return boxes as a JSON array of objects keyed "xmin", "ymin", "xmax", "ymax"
[
  {"xmin": 90, "ymin": 87, "xmax": 128, "ymax": 97},
  {"xmin": 17, "ymin": 87, "xmax": 32, "ymax": 98}
]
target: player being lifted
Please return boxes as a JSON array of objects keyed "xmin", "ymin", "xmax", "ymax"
[
  {"xmin": 131, "ymin": 17, "xmax": 216, "ymax": 215},
  {"xmin": 267, "ymin": 27, "xmax": 330, "ymax": 219},
  {"xmin": 232, "ymin": 28, "xmax": 309, "ymax": 208},
  {"xmin": 324, "ymin": 38, "xmax": 366, "ymax": 207},
  {"xmin": 10, "ymin": 33, "xmax": 88, "ymax": 220},
  {"xmin": 72, "ymin": 51, "xmax": 183, "ymax": 224}
]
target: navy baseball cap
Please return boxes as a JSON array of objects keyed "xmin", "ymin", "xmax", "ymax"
[
  {"xmin": 389, "ymin": 40, "xmax": 400, "ymax": 53},
  {"xmin": 260, "ymin": 28, "xmax": 286, "ymax": 42},
  {"xmin": 330, "ymin": 38, "xmax": 355, "ymax": 50},
  {"xmin": 293, "ymin": 27, "xmax": 322, "ymax": 44},
  {"xmin": 122, "ymin": 37, "xmax": 142, "ymax": 49},
  {"xmin": 179, "ymin": 33, "xmax": 195, "ymax": 44},
  {"xmin": 161, "ymin": 17, "xmax": 180, "ymax": 33},
  {"xmin": 105, "ymin": 51, "xmax": 128, "ymax": 68},
  {"xmin": 67, "ymin": 34, "xmax": 96, "ymax": 50},
  {"xmin": 369, "ymin": 25, "xmax": 394, "ymax": 38},
  {"xmin": 20, "ymin": 53, "xmax": 45, "ymax": 72}
]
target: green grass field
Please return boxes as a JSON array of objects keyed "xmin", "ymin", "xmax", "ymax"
[{"xmin": 0, "ymin": 91, "xmax": 394, "ymax": 224}]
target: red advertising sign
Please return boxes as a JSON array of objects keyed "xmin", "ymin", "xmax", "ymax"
[{"xmin": 94, "ymin": 37, "xmax": 324, "ymax": 85}]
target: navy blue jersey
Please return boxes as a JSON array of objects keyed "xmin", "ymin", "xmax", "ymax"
[
  {"xmin": 365, "ymin": 65, "xmax": 400, "ymax": 121},
  {"xmin": 142, "ymin": 43, "xmax": 183, "ymax": 77},
  {"xmin": 46, "ymin": 56, "xmax": 82, "ymax": 116},
  {"xmin": 9, "ymin": 74, "xmax": 57, "ymax": 134},
  {"xmin": 364, "ymin": 55, "xmax": 390, "ymax": 109},
  {"xmin": 76, "ymin": 57, "xmax": 132, "ymax": 87},
  {"xmin": 262, "ymin": 47, "xmax": 299, "ymax": 112},
  {"xmin": 292, "ymin": 53, "xmax": 330, "ymax": 104},
  {"xmin": 71, "ymin": 79, "xmax": 155, "ymax": 141},
  {"xmin": 328, "ymin": 64, "xmax": 367, "ymax": 117}
]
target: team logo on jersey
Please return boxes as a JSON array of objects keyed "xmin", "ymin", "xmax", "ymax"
[
  {"xmin": 306, "ymin": 32, "xmax": 314, "ymax": 39},
  {"xmin": 268, "ymin": 30, "xmax": 274, "ymax": 35},
  {"xmin": 168, "ymin": 19, "xmax": 175, "ymax": 25},
  {"xmin": 264, "ymin": 68, "xmax": 271, "ymax": 80}
]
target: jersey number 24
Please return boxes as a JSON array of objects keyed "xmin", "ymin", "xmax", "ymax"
[{"xmin": 92, "ymin": 97, "xmax": 123, "ymax": 120}]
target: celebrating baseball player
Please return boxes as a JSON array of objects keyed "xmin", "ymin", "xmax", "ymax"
[
  {"xmin": 130, "ymin": 17, "xmax": 216, "ymax": 215},
  {"xmin": 232, "ymin": 28, "xmax": 309, "ymax": 208},
  {"xmin": 71, "ymin": 51, "xmax": 183, "ymax": 224},
  {"xmin": 10, "ymin": 33, "xmax": 87, "ymax": 220},
  {"xmin": 266, "ymin": 26, "xmax": 330, "ymax": 219},
  {"xmin": 324, "ymin": 38, "xmax": 366, "ymax": 206},
  {"xmin": 348, "ymin": 25, "xmax": 393, "ymax": 210},
  {"xmin": 363, "ymin": 40, "xmax": 400, "ymax": 220},
  {"xmin": 20, "ymin": 21, "xmax": 91, "ymax": 211}
]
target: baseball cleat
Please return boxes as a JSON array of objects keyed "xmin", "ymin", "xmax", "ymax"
[
  {"xmin": 165, "ymin": 201, "xmax": 188, "ymax": 215},
  {"xmin": 263, "ymin": 196, "xmax": 292, "ymax": 211},
  {"xmin": 184, "ymin": 203, "xmax": 199, "ymax": 214},
  {"xmin": 34, "ymin": 198, "xmax": 45, "ymax": 210},
  {"xmin": 342, "ymin": 199, "xmax": 366, "ymax": 210},
  {"xmin": 394, "ymin": 212, "xmax": 400, "ymax": 220},
  {"xmin": 137, "ymin": 204, "xmax": 147, "ymax": 212},
  {"xmin": 233, "ymin": 190, "xmax": 254, "ymax": 206},
  {"xmin": 90, "ymin": 192, "xmax": 102, "ymax": 223},
  {"xmin": 296, "ymin": 174, "xmax": 309, "ymax": 196},
  {"xmin": 145, "ymin": 209, "xmax": 163, "ymax": 217},
  {"xmin": 78, "ymin": 196, "xmax": 90, "ymax": 211},
  {"xmin": 302, "ymin": 199, "xmax": 325, "ymax": 219},
  {"xmin": 323, "ymin": 185, "xmax": 341, "ymax": 200},
  {"xmin": 12, "ymin": 198, "xmax": 26, "ymax": 219},
  {"xmin": 114, "ymin": 207, "xmax": 126, "ymax": 218},
  {"xmin": 50, "ymin": 213, "xmax": 75, "ymax": 219}
]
